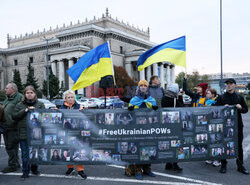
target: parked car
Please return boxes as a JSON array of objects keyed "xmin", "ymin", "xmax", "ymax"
[
  {"xmin": 100, "ymin": 98, "xmax": 124, "ymax": 109},
  {"xmin": 90, "ymin": 98, "xmax": 104, "ymax": 108},
  {"xmin": 183, "ymin": 94, "xmax": 192, "ymax": 104},
  {"xmin": 51, "ymin": 99, "xmax": 64, "ymax": 108},
  {"xmin": 77, "ymin": 98, "xmax": 98, "ymax": 108},
  {"xmin": 38, "ymin": 99, "xmax": 56, "ymax": 109}
]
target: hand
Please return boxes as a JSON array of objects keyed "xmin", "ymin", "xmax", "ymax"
[
  {"xmin": 128, "ymin": 106, "xmax": 134, "ymax": 111},
  {"xmin": 51, "ymin": 107, "xmax": 58, "ymax": 110},
  {"xmin": 28, "ymin": 106, "xmax": 35, "ymax": 110},
  {"xmin": 236, "ymin": 104, "xmax": 242, "ymax": 110},
  {"xmin": 225, "ymin": 104, "xmax": 229, "ymax": 106},
  {"xmin": 25, "ymin": 108, "xmax": 29, "ymax": 112}
]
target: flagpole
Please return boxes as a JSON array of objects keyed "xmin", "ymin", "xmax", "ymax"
[{"xmin": 107, "ymin": 40, "xmax": 116, "ymax": 86}]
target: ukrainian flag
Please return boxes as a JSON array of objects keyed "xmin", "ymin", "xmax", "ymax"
[
  {"xmin": 137, "ymin": 36, "xmax": 186, "ymax": 71},
  {"xmin": 67, "ymin": 42, "xmax": 113, "ymax": 90}
]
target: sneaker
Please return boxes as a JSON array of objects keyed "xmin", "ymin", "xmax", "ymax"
[
  {"xmin": 143, "ymin": 171, "xmax": 156, "ymax": 177},
  {"xmin": 237, "ymin": 166, "xmax": 249, "ymax": 175},
  {"xmin": 173, "ymin": 163, "xmax": 183, "ymax": 172},
  {"xmin": 135, "ymin": 173, "xmax": 143, "ymax": 180},
  {"xmin": 65, "ymin": 168, "xmax": 74, "ymax": 176},
  {"xmin": 212, "ymin": 160, "xmax": 221, "ymax": 167},
  {"xmin": 20, "ymin": 173, "xmax": 29, "ymax": 180},
  {"xmin": 1, "ymin": 166, "xmax": 17, "ymax": 173},
  {"xmin": 205, "ymin": 160, "xmax": 213, "ymax": 165},
  {"xmin": 78, "ymin": 171, "xmax": 87, "ymax": 179}
]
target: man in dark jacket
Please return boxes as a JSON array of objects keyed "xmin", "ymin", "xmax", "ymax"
[
  {"xmin": 215, "ymin": 78, "xmax": 249, "ymax": 175},
  {"xmin": 0, "ymin": 104, "xmax": 6, "ymax": 145},
  {"xmin": 1, "ymin": 83, "xmax": 23, "ymax": 173}
]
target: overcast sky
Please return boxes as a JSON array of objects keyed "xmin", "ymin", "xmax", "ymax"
[{"xmin": 1, "ymin": 0, "xmax": 249, "ymax": 75}]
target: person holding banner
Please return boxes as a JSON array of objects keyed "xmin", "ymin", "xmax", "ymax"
[
  {"xmin": 161, "ymin": 83, "xmax": 184, "ymax": 172},
  {"xmin": 204, "ymin": 88, "xmax": 221, "ymax": 167},
  {"xmin": 215, "ymin": 78, "xmax": 249, "ymax": 175},
  {"xmin": 126, "ymin": 79, "xmax": 158, "ymax": 180},
  {"xmin": 60, "ymin": 90, "xmax": 87, "ymax": 179},
  {"xmin": 12, "ymin": 86, "xmax": 45, "ymax": 180}
]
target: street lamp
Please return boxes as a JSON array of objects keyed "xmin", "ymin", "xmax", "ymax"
[{"xmin": 41, "ymin": 36, "xmax": 54, "ymax": 100}]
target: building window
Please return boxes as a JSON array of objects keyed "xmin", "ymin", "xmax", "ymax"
[
  {"xmin": 14, "ymin": 59, "xmax": 18, "ymax": 66},
  {"xmin": 120, "ymin": 46, "xmax": 123, "ymax": 54},
  {"xmin": 29, "ymin": 57, "xmax": 33, "ymax": 63}
]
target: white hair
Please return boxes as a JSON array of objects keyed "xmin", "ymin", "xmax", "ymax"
[
  {"xmin": 63, "ymin": 90, "xmax": 75, "ymax": 100},
  {"xmin": 7, "ymin": 83, "xmax": 18, "ymax": 92}
]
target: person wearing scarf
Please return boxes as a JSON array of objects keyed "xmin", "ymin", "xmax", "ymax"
[
  {"xmin": 60, "ymin": 90, "xmax": 87, "ymax": 179},
  {"xmin": 125, "ymin": 80, "xmax": 158, "ymax": 180},
  {"xmin": 12, "ymin": 86, "xmax": 45, "ymax": 180}
]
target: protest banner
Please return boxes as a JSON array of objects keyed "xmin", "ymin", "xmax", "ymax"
[{"xmin": 27, "ymin": 106, "xmax": 238, "ymax": 165}]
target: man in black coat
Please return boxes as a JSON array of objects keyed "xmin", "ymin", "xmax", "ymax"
[{"xmin": 215, "ymin": 78, "xmax": 249, "ymax": 175}]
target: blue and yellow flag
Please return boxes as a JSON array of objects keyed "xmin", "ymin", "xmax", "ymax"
[
  {"xmin": 67, "ymin": 42, "xmax": 113, "ymax": 90},
  {"xmin": 137, "ymin": 36, "xmax": 186, "ymax": 71}
]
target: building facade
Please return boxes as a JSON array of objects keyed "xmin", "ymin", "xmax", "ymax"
[{"xmin": 0, "ymin": 9, "xmax": 175, "ymax": 96}]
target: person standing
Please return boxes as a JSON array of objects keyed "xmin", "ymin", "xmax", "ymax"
[
  {"xmin": 215, "ymin": 78, "xmax": 249, "ymax": 175},
  {"xmin": 149, "ymin": 76, "xmax": 165, "ymax": 108},
  {"xmin": 183, "ymin": 77, "xmax": 208, "ymax": 107},
  {"xmin": 161, "ymin": 83, "xmax": 183, "ymax": 172},
  {"xmin": 12, "ymin": 85, "xmax": 45, "ymax": 180},
  {"xmin": 126, "ymin": 80, "xmax": 158, "ymax": 180},
  {"xmin": 204, "ymin": 88, "xmax": 221, "ymax": 167},
  {"xmin": 1, "ymin": 83, "xmax": 23, "ymax": 173},
  {"xmin": 60, "ymin": 90, "xmax": 87, "ymax": 179}
]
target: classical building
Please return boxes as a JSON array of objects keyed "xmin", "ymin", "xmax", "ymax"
[{"xmin": 0, "ymin": 9, "xmax": 175, "ymax": 96}]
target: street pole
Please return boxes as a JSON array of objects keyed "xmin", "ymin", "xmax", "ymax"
[
  {"xmin": 41, "ymin": 36, "xmax": 54, "ymax": 100},
  {"xmin": 46, "ymin": 39, "xmax": 50, "ymax": 100},
  {"xmin": 220, "ymin": 0, "xmax": 223, "ymax": 93}
]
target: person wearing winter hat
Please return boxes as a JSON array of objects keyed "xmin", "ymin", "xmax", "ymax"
[
  {"xmin": 161, "ymin": 83, "xmax": 184, "ymax": 172},
  {"xmin": 183, "ymin": 76, "xmax": 208, "ymax": 107},
  {"xmin": 125, "ymin": 79, "xmax": 157, "ymax": 180}
]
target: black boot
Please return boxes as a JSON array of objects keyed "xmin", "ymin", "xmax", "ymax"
[
  {"xmin": 236, "ymin": 158, "xmax": 249, "ymax": 175},
  {"xmin": 165, "ymin": 163, "xmax": 173, "ymax": 170},
  {"xmin": 20, "ymin": 173, "xmax": 29, "ymax": 180},
  {"xmin": 173, "ymin": 163, "xmax": 183, "ymax": 172},
  {"xmin": 31, "ymin": 165, "xmax": 40, "ymax": 175},
  {"xmin": 220, "ymin": 163, "xmax": 227, "ymax": 173}
]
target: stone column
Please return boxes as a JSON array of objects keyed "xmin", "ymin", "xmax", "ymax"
[
  {"xmin": 51, "ymin": 61, "xmax": 57, "ymax": 76},
  {"xmin": 153, "ymin": 63, "xmax": 158, "ymax": 76},
  {"xmin": 166, "ymin": 65, "xmax": 171, "ymax": 85},
  {"xmin": 58, "ymin": 60, "xmax": 65, "ymax": 87},
  {"xmin": 125, "ymin": 61, "xmax": 132, "ymax": 79},
  {"xmin": 146, "ymin": 66, "xmax": 151, "ymax": 82},
  {"xmin": 139, "ymin": 69, "xmax": 145, "ymax": 80},
  {"xmin": 68, "ymin": 59, "xmax": 74, "ymax": 90},
  {"xmin": 160, "ymin": 63, "xmax": 164, "ymax": 87},
  {"xmin": 171, "ymin": 66, "xmax": 175, "ymax": 83}
]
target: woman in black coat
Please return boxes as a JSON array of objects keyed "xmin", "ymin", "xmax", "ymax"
[{"xmin": 161, "ymin": 83, "xmax": 183, "ymax": 172}]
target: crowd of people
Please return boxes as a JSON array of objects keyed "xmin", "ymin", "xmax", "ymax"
[{"xmin": 0, "ymin": 75, "xmax": 249, "ymax": 181}]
